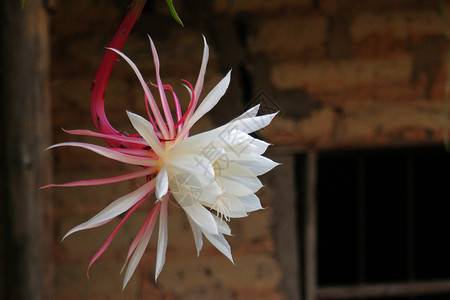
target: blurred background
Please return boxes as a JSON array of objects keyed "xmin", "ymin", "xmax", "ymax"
[{"xmin": 2, "ymin": 0, "xmax": 450, "ymax": 299}]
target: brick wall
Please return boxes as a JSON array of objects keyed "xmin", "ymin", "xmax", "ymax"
[{"xmin": 50, "ymin": 0, "xmax": 450, "ymax": 299}]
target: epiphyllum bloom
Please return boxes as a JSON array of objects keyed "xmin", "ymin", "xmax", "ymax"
[{"xmin": 45, "ymin": 37, "xmax": 277, "ymax": 288}]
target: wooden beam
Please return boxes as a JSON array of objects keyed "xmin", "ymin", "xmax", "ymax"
[
  {"xmin": 272, "ymin": 154, "xmax": 301, "ymax": 300},
  {"xmin": 317, "ymin": 280, "xmax": 450, "ymax": 299},
  {"xmin": 0, "ymin": 0, "xmax": 52, "ymax": 299},
  {"xmin": 305, "ymin": 152, "xmax": 318, "ymax": 300}
]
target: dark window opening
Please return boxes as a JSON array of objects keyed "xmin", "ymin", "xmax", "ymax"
[{"xmin": 298, "ymin": 146, "xmax": 450, "ymax": 299}]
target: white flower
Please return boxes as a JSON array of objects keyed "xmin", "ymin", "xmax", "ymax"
[{"xmin": 44, "ymin": 36, "xmax": 277, "ymax": 288}]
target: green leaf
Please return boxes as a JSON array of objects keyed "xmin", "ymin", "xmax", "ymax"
[
  {"xmin": 165, "ymin": 0, "xmax": 183, "ymax": 26},
  {"xmin": 21, "ymin": 0, "xmax": 25, "ymax": 9}
]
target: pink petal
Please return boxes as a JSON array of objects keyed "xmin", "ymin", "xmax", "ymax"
[
  {"xmin": 87, "ymin": 195, "xmax": 147, "ymax": 277},
  {"xmin": 148, "ymin": 36, "xmax": 175, "ymax": 139},
  {"xmin": 47, "ymin": 142, "xmax": 157, "ymax": 167},
  {"xmin": 185, "ymin": 36, "xmax": 209, "ymax": 123},
  {"xmin": 106, "ymin": 47, "xmax": 169, "ymax": 139},
  {"xmin": 64, "ymin": 129, "xmax": 148, "ymax": 147},
  {"xmin": 41, "ymin": 167, "xmax": 155, "ymax": 189},
  {"xmin": 122, "ymin": 201, "xmax": 161, "ymax": 289},
  {"xmin": 62, "ymin": 179, "xmax": 156, "ymax": 240}
]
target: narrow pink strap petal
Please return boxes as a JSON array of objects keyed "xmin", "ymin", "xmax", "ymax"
[
  {"xmin": 148, "ymin": 36, "xmax": 175, "ymax": 139},
  {"xmin": 87, "ymin": 195, "xmax": 147, "ymax": 277},
  {"xmin": 62, "ymin": 179, "xmax": 156, "ymax": 240},
  {"xmin": 120, "ymin": 201, "xmax": 161, "ymax": 274},
  {"xmin": 185, "ymin": 35, "xmax": 209, "ymax": 123},
  {"xmin": 41, "ymin": 167, "xmax": 155, "ymax": 189},
  {"xmin": 107, "ymin": 47, "xmax": 169, "ymax": 139},
  {"xmin": 64, "ymin": 129, "xmax": 148, "ymax": 146},
  {"xmin": 172, "ymin": 87, "xmax": 183, "ymax": 125},
  {"xmin": 174, "ymin": 80, "xmax": 195, "ymax": 133},
  {"xmin": 149, "ymin": 82, "xmax": 182, "ymax": 127},
  {"xmin": 122, "ymin": 201, "xmax": 162, "ymax": 289},
  {"xmin": 144, "ymin": 94, "xmax": 160, "ymax": 134},
  {"xmin": 110, "ymin": 148, "xmax": 157, "ymax": 158},
  {"xmin": 47, "ymin": 142, "xmax": 157, "ymax": 167}
]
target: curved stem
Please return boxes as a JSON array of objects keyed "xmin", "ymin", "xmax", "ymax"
[{"xmin": 90, "ymin": 0, "xmax": 147, "ymax": 147}]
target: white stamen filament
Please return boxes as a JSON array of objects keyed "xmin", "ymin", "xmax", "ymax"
[{"xmin": 211, "ymin": 196, "xmax": 231, "ymax": 221}]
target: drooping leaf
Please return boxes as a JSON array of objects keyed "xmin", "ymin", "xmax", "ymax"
[{"xmin": 165, "ymin": 0, "xmax": 183, "ymax": 26}]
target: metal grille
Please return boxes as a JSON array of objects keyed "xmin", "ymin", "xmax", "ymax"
[{"xmin": 300, "ymin": 147, "xmax": 450, "ymax": 300}]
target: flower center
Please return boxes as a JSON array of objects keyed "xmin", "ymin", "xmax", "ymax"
[{"xmin": 213, "ymin": 159, "xmax": 228, "ymax": 177}]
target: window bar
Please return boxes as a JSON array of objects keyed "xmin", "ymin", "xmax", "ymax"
[
  {"xmin": 407, "ymin": 153, "xmax": 416, "ymax": 300},
  {"xmin": 357, "ymin": 155, "xmax": 366, "ymax": 291},
  {"xmin": 305, "ymin": 151, "xmax": 318, "ymax": 300}
]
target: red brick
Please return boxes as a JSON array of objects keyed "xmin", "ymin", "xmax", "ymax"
[
  {"xmin": 157, "ymin": 254, "xmax": 282, "ymax": 295},
  {"xmin": 51, "ymin": 0, "xmax": 120, "ymax": 36},
  {"xmin": 248, "ymin": 14, "xmax": 328, "ymax": 60},
  {"xmin": 271, "ymin": 54, "xmax": 412, "ymax": 93},
  {"xmin": 351, "ymin": 10, "xmax": 443, "ymax": 42},
  {"xmin": 214, "ymin": 0, "xmax": 311, "ymax": 15},
  {"xmin": 263, "ymin": 107, "xmax": 336, "ymax": 147},
  {"xmin": 55, "ymin": 262, "xmax": 139, "ymax": 298},
  {"xmin": 334, "ymin": 101, "xmax": 447, "ymax": 144}
]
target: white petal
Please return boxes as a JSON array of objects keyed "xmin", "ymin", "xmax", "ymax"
[
  {"xmin": 203, "ymin": 232, "xmax": 233, "ymax": 263},
  {"xmin": 166, "ymin": 154, "xmax": 215, "ymax": 186},
  {"xmin": 187, "ymin": 215, "xmax": 203, "ymax": 256},
  {"xmin": 63, "ymin": 180, "xmax": 155, "ymax": 240},
  {"xmin": 155, "ymin": 166, "xmax": 169, "ymax": 200},
  {"xmin": 177, "ymin": 71, "xmax": 231, "ymax": 140},
  {"xmin": 193, "ymin": 35, "xmax": 209, "ymax": 103},
  {"xmin": 249, "ymin": 139, "xmax": 271, "ymax": 156},
  {"xmin": 213, "ymin": 216, "xmax": 232, "ymax": 235},
  {"xmin": 229, "ymin": 112, "xmax": 277, "ymax": 134},
  {"xmin": 239, "ymin": 194, "xmax": 263, "ymax": 212},
  {"xmin": 127, "ymin": 111, "xmax": 164, "ymax": 157},
  {"xmin": 237, "ymin": 155, "xmax": 279, "ymax": 176},
  {"xmin": 197, "ymin": 182, "xmax": 222, "ymax": 206},
  {"xmin": 155, "ymin": 196, "xmax": 169, "ymax": 280},
  {"xmin": 182, "ymin": 202, "xmax": 218, "ymax": 235},
  {"xmin": 234, "ymin": 176, "xmax": 263, "ymax": 192},
  {"xmin": 218, "ymin": 131, "xmax": 256, "ymax": 155},
  {"xmin": 168, "ymin": 130, "xmax": 219, "ymax": 155},
  {"xmin": 236, "ymin": 104, "xmax": 260, "ymax": 119},
  {"xmin": 217, "ymin": 176, "xmax": 262, "ymax": 197},
  {"xmin": 223, "ymin": 194, "xmax": 248, "ymax": 218},
  {"xmin": 214, "ymin": 160, "xmax": 255, "ymax": 178},
  {"xmin": 170, "ymin": 104, "xmax": 261, "ymax": 154}
]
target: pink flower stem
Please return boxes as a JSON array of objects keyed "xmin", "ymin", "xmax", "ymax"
[{"xmin": 90, "ymin": 0, "xmax": 147, "ymax": 147}]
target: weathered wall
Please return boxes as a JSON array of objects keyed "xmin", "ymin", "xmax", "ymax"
[
  {"xmin": 50, "ymin": 0, "xmax": 450, "ymax": 299},
  {"xmin": 260, "ymin": 0, "xmax": 449, "ymax": 149}
]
